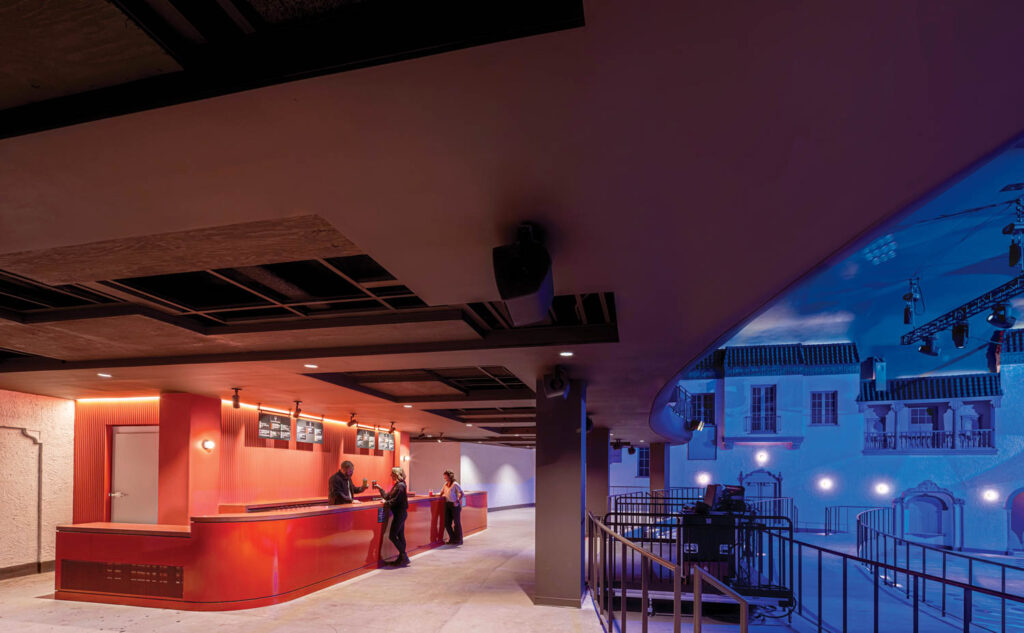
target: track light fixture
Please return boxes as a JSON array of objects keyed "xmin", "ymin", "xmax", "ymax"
[
  {"xmin": 231, "ymin": 387, "xmax": 241, "ymax": 409},
  {"xmin": 437, "ymin": 432, "xmax": 444, "ymax": 444},
  {"xmin": 348, "ymin": 412, "xmax": 357, "ymax": 427},
  {"xmin": 293, "ymin": 400, "xmax": 302, "ymax": 418},
  {"xmin": 1003, "ymin": 198, "xmax": 1024, "ymax": 269},
  {"xmin": 918, "ymin": 335, "xmax": 939, "ymax": 357},
  {"xmin": 389, "ymin": 421, "xmax": 396, "ymax": 433},
  {"xmin": 988, "ymin": 303, "xmax": 1016, "ymax": 329},
  {"xmin": 952, "ymin": 321, "xmax": 969, "ymax": 349},
  {"xmin": 902, "ymin": 278, "xmax": 923, "ymax": 326}
]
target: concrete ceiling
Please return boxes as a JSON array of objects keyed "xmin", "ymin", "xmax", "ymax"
[{"xmin": 6, "ymin": 3, "xmax": 1024, "ymax": 445}]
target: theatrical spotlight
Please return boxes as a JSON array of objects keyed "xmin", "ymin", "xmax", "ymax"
[
  {"xmin": 918, "ymin": 335, "xmax": 939, "ymax": 357},
  {"xmin": 952, "ymin": 321, "xmax": 969, "ymax": 349},
  {"xmin": 231, "ymin": 387, "xmax": 241, "ymax": 409},
  {"xmin": 1011, "ymin": 240, "xmax": 1022, "ymax": 268},
  {"xmin": 988, "ymin": 303, "xmax": 1016, "ymax": 329},
  {"xmin": 903, "ymin": 304, "xmax": 913, "ymax": 325}
]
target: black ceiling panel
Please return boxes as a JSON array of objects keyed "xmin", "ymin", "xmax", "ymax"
[
  {"xmin": 116, "ymin": 271, "xmax": 269, "ymax": 310},
  {"xmin": 261, "ymin": 260, "xmax": 365, "ymax": 299},
  {"xmin": 325, "ymin": 255, "xmax": 396, "ymax": 283}
]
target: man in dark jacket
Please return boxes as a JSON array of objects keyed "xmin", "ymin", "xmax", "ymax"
[{"xmin": 328, "ymin": 460, "xmax": 368, "ymax": 504}]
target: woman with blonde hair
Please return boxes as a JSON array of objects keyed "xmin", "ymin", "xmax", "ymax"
[{"xmin": 374, "ymin": 467, "xmax": 409, "ymax": 566}]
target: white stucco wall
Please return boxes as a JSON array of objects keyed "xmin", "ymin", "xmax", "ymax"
[
  {"xmin": 666, "ymin": 367, "xmax": 1024, "ymax": 551},
  {"xmin": 0, "ymin": 389, "xmax": 75, "ymax": 569},
  {"xmin": 460, "ymin": 443, "xmax": 535, "ymax": 509}
]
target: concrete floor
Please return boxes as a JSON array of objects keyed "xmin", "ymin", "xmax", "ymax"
[{"xmin": 0, "ymin": 508, "xmax": 604, "ymax": 633}]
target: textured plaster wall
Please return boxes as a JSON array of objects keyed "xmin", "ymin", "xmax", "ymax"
[{"xmin": 0, "ymin": 389, "xmax": 75, "ymax": 568}]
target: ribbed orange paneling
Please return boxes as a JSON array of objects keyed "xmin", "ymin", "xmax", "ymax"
[
  {"xmin": 218, "ymin": 404, "xmax": 398, "ymax": 505},
  {"xmin": 73, "ymin": 400, "xmax": 160, "ymax": 523}
]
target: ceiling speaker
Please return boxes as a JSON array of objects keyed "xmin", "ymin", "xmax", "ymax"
[
  {"xmin": 543, "ymin": 365, "xmax": 569, "ymax": 399},
  {"xmin": 493, "ymin": 223, "xmax": 553, "ymax": 326}
]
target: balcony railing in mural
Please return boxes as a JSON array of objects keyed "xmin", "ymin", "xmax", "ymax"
[
  {"xmin": 864, "ymin": 428, "xmax": 994, "ymax": 452},
  {"xmin": 744, "ymin": 415, "xmax": 779, "ymax": 433}
]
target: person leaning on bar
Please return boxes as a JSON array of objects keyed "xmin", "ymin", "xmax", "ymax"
[
  {"xmin": 439, "ymin": 469, "xmax": 464, "ymax": 545},
  {"xmin": 328, "ymin": 460, "xmax": 368, "ymax": 504},
  {"xmin": 374, "ymin": 467, "xmax": 410, "ymax": 566}
]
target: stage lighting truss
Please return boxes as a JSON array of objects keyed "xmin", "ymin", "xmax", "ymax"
[{"xmin": 901, "ymin": 275, "xmax": 1024, "ymax": 346}]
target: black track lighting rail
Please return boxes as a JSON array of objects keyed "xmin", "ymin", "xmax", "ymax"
[{"xmin": 900, "ymin": 274, "xmax": 1024, "ymax": 345}]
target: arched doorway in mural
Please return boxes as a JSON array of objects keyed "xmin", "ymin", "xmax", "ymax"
[
  {"xmin": 895, "ymin": 481, "xmax": 964, "ymax": 550},
  {"xmin": 1006, "ymin": 488, "xmax": 1024, "ymax": 552},
  {"xmin": 738, "ymin": 469, "xmax": 782, "ymax": 498}
]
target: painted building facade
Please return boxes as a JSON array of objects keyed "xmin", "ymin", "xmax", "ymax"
[{"xmin": 611, "ymin": 338, "xmax": 1024, "ymax": 552}]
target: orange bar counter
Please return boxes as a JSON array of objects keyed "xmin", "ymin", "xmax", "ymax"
[{"xmin": 55, "ymin": 492, "xmax": 487, "ymax": 610}]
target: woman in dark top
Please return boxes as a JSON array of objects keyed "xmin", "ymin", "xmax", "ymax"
[{"xmin": 374, "ymin": 467, "xmax": 409, "ymax": 566}]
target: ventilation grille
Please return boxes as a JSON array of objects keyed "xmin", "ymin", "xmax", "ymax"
[{"xmin": 61, "ymin": 560, "xmax": 183, "ymax": 598}]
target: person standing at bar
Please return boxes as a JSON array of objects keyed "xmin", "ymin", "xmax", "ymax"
[
  {"xmin": 439, "ymin": 469, "xmax": 464, "ymax": 545},
  {"xmin": 328, "ymin": 460, "xmax": 368, "ymax": 505},
  {"xmin": 374, "ymin": 467, "xmax": 409, "ymax": 566}
]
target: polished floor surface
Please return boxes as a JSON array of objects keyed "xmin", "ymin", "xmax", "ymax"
[{"xmin": 0, "ymin": 508, "xmax": 603, "ymax": 633}]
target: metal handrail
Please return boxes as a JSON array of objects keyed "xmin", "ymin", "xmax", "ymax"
[
  {"xmin": 587, "ymin": 511, "xmax": 682, "ymax": 633},
  {"xmin": 692, "ymin": 566, "xmax": 748, "ymax": 633}
]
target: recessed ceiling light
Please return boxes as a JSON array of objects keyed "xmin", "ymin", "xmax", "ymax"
[
  {"xmin": 304, "ymin": 364, "xmax": 318, "ymax": 369},
  {"xmin": 466, "ymin": 423, "xmax": 473, "ymax": 427},
  {"xmin": 559, "ymin": 351, "xmax": 574, "ymax": 357},
  {"xmin": 639, "ymin": 439, "xmax": 645, "ymax": 443},
  {"xmin": 97, "ymin": 373, "xmax": 112, "ymax": 378},
  {"xmin": 403, "ymin": 404, "xmax": 413, "ymax": 408}
]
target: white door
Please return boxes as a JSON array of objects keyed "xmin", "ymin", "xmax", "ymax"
[{"xmin": 110, "ymin": 426, "xmax": 159, "ymax": 524}]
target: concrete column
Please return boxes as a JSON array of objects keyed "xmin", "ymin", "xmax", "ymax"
[
  {"xmin": 649, "ymin": 442, "xmax": 666, "ymax": 492},
  {"xmin": 534, "ymin": 379, "xmax": 586, "ymax": 607},
  {"xmin": 585, "ymin": 426, "xmax": 609, "ymax": 519}
]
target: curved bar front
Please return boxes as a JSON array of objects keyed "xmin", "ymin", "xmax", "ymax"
[{"xmin": 55, "ymin": 492, "xmax": 487, "ymax": 610}]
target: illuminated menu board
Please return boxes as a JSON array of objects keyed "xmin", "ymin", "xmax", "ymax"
[
  {"xmin": 356, "ymin": 429, "xmax": 376, "ymax": 450},
  {"xmin": 378, "ymin": 432, "xmax": 395, "ymax": 451},
  {"xmin": 296, "ymin": 419, "xmax": 324, "ymax": 444},
  {"xmin": 258, "ymin": 412, "xmax": 291, "ymax": 441}
]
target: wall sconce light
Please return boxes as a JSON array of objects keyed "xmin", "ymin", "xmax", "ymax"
[
  {"xmin": 402, "ymin": 455, "xmax": 410, "ymax": 462},
  {"xmin": 201, "ymin": 439, "xmax": 216, "ymax": 452},
  {"xmin": 755, "ymin": 450, "xmax": 769, "ymax": 466},
  {"xmin": 817, "ymin": 476, "xmax": 835, "ymax": 491},
  {"xmin": 696, "ymin": 472, "xmax": 711, "ymax": 486},
  {"xmin": 982, "ymin": 488, "xmax": 1000, "ymax": 503},
  {"xmin": 874, "ymin": 482, "xmax": 891, "ymax": 496},
  {"xmin": 231, "ymin": 388, "xmax": 241, "ymax": 409}
]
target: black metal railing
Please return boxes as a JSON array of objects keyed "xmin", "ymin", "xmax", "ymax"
[
  {"xmin": 746, "ymin": 496, "xmax": 799, "ymax": 529},
  {"xmin": 864, "ymin": 428, "xmax": 995, "ymax": 451},
  {"xmin": 745, "ymin": 415, "xmax": 780, "ymax": 433},
  {"xmin": 593, "ymin": 492, "xmax": 1024, "ymax": 633},
  {"xmin": 856, "ymin": 507, "xmax": 1024, "ymax": 632},
  {"xmin": 608, "ymin": 487, "xmax": 704, "ymax": 515},
  {"xmin": 824, "ymin": 505, "xmax": 884, "ymax": 535}
]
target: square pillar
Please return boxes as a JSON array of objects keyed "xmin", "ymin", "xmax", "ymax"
[
  {"xmin": 586, "ymin": 426, "xmax": 609, "ymax": 519},
  {"xmin": 158, "ymin": 393, "xmax": 221, "ymax": 524},
  {"xmin": 534, "ymin": 379, "xmax": 586, "ymax": 607}
]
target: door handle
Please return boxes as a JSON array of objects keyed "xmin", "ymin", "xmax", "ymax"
[{"xmin": 108, "ymin": 491, "xmax": 127, "ymax": 498}]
